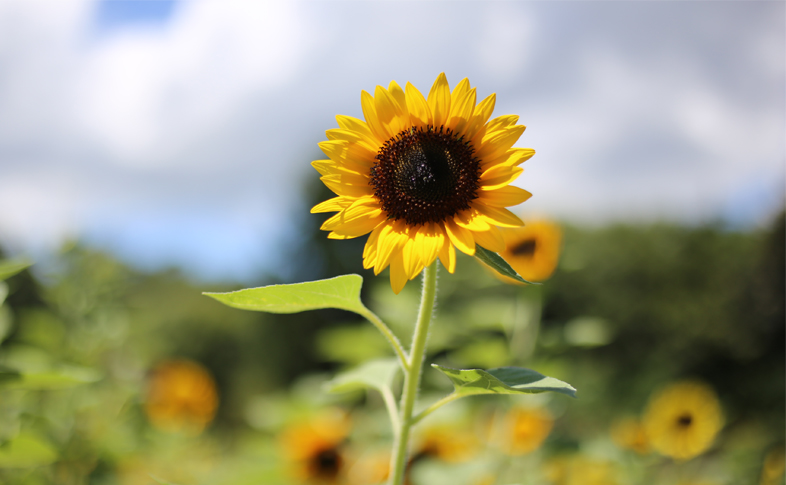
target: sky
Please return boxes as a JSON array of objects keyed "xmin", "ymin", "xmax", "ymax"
[{"xmin": 0, "ymin": 0, "xmax": 783, "ymax": 282}]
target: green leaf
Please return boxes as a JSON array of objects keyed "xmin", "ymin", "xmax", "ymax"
[
  {"xmin": 325, "ymin": 358, "xmax": 400, "ymax": 394},
  {"xmin": 474, "ymin": 245, "xmax": 537, "ymax": 284},
  {"xmin": 0, "ymin": 433, "xmax": 58, "ymax": 468},
  {"xmin": 0, "ymin": 259, "xmax": 32, "ymax": 282},
  {"xmin": 432, "ymin": 364, "xmax": 576, "ymax": 398},
  {"xmin": 0, "ymin": 365, "xmax": 102, "ymax": 390},
  {"xmin": 203, "ymin": 274, "xmax": 366, "ymax": 315}
]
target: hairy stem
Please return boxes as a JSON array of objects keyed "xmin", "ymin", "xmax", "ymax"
[{"xmin": 388, "ymin": 261, "xmax": 438, "ymax": 485}]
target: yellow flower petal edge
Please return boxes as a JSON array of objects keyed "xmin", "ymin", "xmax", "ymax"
[{"xmin": 313, "ymin": 74, "xmax": 534, "ymax": 293}]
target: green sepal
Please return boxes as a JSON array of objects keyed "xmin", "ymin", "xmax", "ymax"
[
  {"xmin": 474, "ymin": 245, "xmax": 537, "ymax": 284},
  {"xmin": 432, "ymin": 364, "xmax": 576, "ymax": 398},
  {"xmin": 203, "ymin": 274, "xmax": 365, "ymax": 314},
  {"xmin": 324, "ymin": 358, "xmax": 399, "ymax": 394},
  {"xmin": 0, "ymin": 259, "xmax": 32, "ymax": 282}
]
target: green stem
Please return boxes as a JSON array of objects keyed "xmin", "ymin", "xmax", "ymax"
[
  {"xmin": 388, "ymin": 261, "xmax": 438, "ymax": 485},
  {"xmin": 410, "ymin": 392, "xmax": 461, "ymax": 426},
  {"xmin": 358, "ymin": 307, "xmax": 409, "ymax": 372}
]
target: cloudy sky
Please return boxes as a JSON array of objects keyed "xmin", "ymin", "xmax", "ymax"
[{"xmin": 0, "ymin": 0, "xmax": 783, "ymax": 281}]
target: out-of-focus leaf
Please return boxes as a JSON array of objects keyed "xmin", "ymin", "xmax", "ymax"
[
  {"xmin": 0, "ymin": 432, "xmax": 57, "ymax": 468},
  {"xmin": 316, "ymin": 325, "xmax": 392, "ymax": 365},
  {"xmin": 325, "ymin": 358, "xmax": 399, "ymax": 394},
  {"xmin": 204, "ymin": 274, "xmax": 365, "ymax": 314},
  {"xmin": 0, "ymin": 365, "xmax": 101, "ymax": 390},
  {"xmin": 474, "ymin": 245, "xmax": 537, "ymax": 284},
  {"xmin": 432, "ymin": 364, "xmax": 576, "ymax": 398},
  {"xmin": 150, "ymin": 476, "xmax": 183, "ymax": 485},
  {"xmin": 0, "ymin": 259, "xmax": 32, "ymax": 281},
  {"xmin": 564, "ymin": 317, "xmax": 613, "ymax": 347}
]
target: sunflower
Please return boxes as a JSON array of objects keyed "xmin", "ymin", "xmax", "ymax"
[
  {"xmin": 312, "ymin": 73, "xmax": 534, "ymax": 293},
  {"xmin": 497, "ymin": 219, "xmax": 562, "ymax": 283},
  {"xmin": 488, "ymin": 406, "xmax": 554, "ymax": 456},
  {"xmin": 144, "ymin": 359, "xmax": 218, "ymax": 434},
  {"xmin": 610, "ymin": 417, "xmax": 650, "ymax": 455},
  {"xmin": 642, "ymin": 381, "xmax": 724, "ymax": 460},
  {"xmin": 280, "ymin": 410, "xmax": 351, "ymax": 484}
]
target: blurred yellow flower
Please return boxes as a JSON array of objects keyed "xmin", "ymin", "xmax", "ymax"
[
  {"xmin": 610, "ymin": 417, "xmax": 650, "ymax": 454},
  {"xmin": 497, "ymin": 219, "xmax": 562, "ymax": 283},
  {"xmin": 643, "ymin": 381, "xmax": 723, "ymax": 460},
  {"xmin": 412, "ymin": 425, "xmax": 479, "ymax": 463},
  {"xmin": 543, "ymin": 456, "xmax": 617, "ymax": 485},
  {"xmin": 760, "ymin": 446, "xmax": 786, "ymax": 485},
  {"xmin": 280, "ymin": 410, "xmax": 351, "ymax": 484},
  {"xmin": 491, "ymin": 406, "xmax": 554, "ymax": 455},
  {"xmin": 312, "ymin": 73, "xmax": 534, "ymax": 293},
  {"xmin": 347, "ymin": 451, "xmax": 390, "ymax": 485},
  {"xmin": 144, "ymin": 359, "xmax": 218, "ymax": 434}
]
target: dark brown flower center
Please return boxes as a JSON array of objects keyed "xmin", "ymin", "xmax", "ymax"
[
  {"xmin": 676, "ymin": 413, "xmax": 693, "ymax": 427},
  {"xmin": 309, "ymin": 448, "xmax": 342, "ymax": 479},
  {"xmin": 370, "ymin": 125, "xmax": 480, "ymax": 225},
  {"xmin": 511, "ymin": 239, "xmax": 537, "ymax": 256}
]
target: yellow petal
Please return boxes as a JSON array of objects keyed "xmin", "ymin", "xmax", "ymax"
[
  {"xmin": 427, "ymin": 73, "xmax": 451, "ymax": 128},
  {"xmin": 478, "ymin": 186, "xmax": 533, "ymax": 207},
  {"xmin": 415, "ymin": 223, "xmax": 442, "ymax": 269},
  {"xmin": 389, "ymin": 252, "xmax": 408, "ymax": 294},
  {"xmin": 444, "ymin": 218, "xmax": 476, "ymax": 255},
  {"xmin": 480, "ymin": 147, "xmax": 535, "ymax": 171},
  {"xmin": 374, "ymin": 222, "xmax": 406, "ymax": 275},
  {"xmin": 335, "ymin": 115, "xmax": 382, "ymax": 149},
  {"xmin": 320, "ymin": 196, "xmax": 380, "ymax": 231},
  {"xmin": 311, "ymin": 196, "xmax": 354, "ymax": 214},
  {"xmin": 401, "ymin": 238, "xmax": 423, "ymax": 280},
  {"xmin": 480, "ymin": 165, "xmax": 524, "ymax": 190},
  {"xmin": 327, "ymin": 213, "xmax": 385, "ymax": 238},
  {"xmin": 476, "ymin": 125, "xmax": 526, "ymax": 161},
  {"xmin": 454, "ymin": 208, "xmax": 491, "ymax": 231},
  {"xmin": 473, "ymin": 203, "xmax": 524, "ymax": 228},
  {"xmin": 375, "ymin": 85, "xmax": 403, "ymax": 138},
  {"xmin": 321, "ymin": 174, "xmax": 373, "ymax": 197},
  {"xmin": 388, "ymin": 80, "xmax": 409, "ymax": 120},
  {"xmin": 405, "ymin": 81, "xmax": 431, "ymax": 128},
  {"xmin": 447, "ymin": 79, "xmax": 476, "ymax": 133},
  {"xmin": 363, "ymin": 225, "xmax": 382, "ymax": 269},
  {"xmin": 472, "ymin": 225, "xmax": 506, "ymax": 252},
  {"xmin": 463, "ymin": 93, "xmax": 496, "ymax": 140},
  {"xmin": 361, "ymin": 90, "xmax": 391, "ymax": 143},
  {"xmin": 438, "ymin": 235, "xmax": 456, "ymax": 273},
  {"xmin": 325, "ymin": 128, "xmax": 378, "ymax": 157}
]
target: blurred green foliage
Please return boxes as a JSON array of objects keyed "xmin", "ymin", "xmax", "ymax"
[{"xmin": 0, "ymin": 206, "xmax": 782, "ymax": 483}]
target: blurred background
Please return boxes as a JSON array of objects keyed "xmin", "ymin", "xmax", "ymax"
[{"xmin": 0, "ymin": 1, "xmax": 783, "ymax": 484}]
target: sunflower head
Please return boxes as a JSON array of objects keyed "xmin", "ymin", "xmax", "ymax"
[
  {"xmin": 144, "ymin": 359, "xmax": 219, "ymax": 434},
  {"xmin": 312, "ymin": 73, "xmax": 534, "ymax": 293},
  {"xmin": 487, "ymin": 406, "xmax": 554, "ymax": 456},
  {"xmin": 279, "ymin": 410, "xmax": 351, "ymax": 484},
  {"xmin": 643, "ymin": 381, "xmax": 724, "ymax": 461},
  {"xmin": 496, "ymin": 219, "xmax": 562, "ymax": 284}
]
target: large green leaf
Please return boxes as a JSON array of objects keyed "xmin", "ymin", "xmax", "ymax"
[
  {"xmin": 474, "ymin": 245, "xmax": 536, "ymax": 285},
  {"xmin": 325, "ymin": 358, "xmax": 399, "ymax": 394},
  {"xmin": 0, "ymin": 433, "xmax": 57, "ymax": 468},
  {"xmin": 0, "ymin": 259, "xmax": 32, "ymax": 282},
  {"xmin": 204, "ymin": 274, "xmax": 365, "ymax": 314},
  {"xmin": 432, "ymin": 364, "xmax": 576, "ymax": 398}
]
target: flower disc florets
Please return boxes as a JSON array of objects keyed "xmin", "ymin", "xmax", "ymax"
[{"xmin": 371, "ymin": 126, "xmax": 480, "ymax": 225}]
